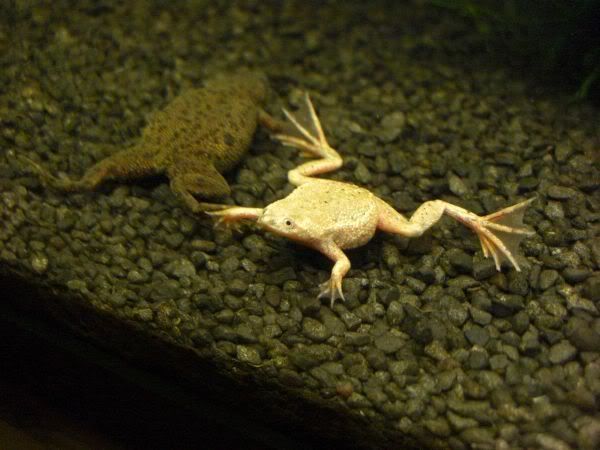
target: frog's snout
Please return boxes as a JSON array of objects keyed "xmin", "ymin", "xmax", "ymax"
[
  {"xmin": 257, "ymin": 209, "xmax": 275, "ymax": 229},
  {"xmin": 257, "ymin": 207, "xmax": 289, "ymax": 235},
  {"xmin": 242, "ymin": 69, "xmax": 269, "ymax": 103}
]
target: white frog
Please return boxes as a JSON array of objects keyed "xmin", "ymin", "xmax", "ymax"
[{"xmin": 209, "ymin": 93, "xmax": 535, "ymax": 306}]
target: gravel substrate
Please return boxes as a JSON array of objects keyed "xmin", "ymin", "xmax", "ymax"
[{"xmin": 1, "ymin": 1, "xmax": 599, "ymax": 449}]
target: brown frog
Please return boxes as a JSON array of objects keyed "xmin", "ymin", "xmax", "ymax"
[{"xmin": 12, "ymin": 69, "xmax": 281, "ymax": 212}]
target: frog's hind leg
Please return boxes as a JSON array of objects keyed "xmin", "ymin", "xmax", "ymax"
[
  {"xmin": 272, "ymin": 93, "xmax": 343, "ymax": 186},
  {"xmin": 377, "ymin": 198, "xmax": 535, "ymax": 271},
  {"xmin": 10, "ymin": 145, "xmax": 161, "ymax": 192},
  {"xmin": 168, "ymin": 160, "xmax": 235, "ymax": 213}
]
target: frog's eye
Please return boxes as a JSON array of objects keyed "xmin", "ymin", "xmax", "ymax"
[{"xmin": 284, "ymin": 219, "xmax": 293, "ymax": 227}]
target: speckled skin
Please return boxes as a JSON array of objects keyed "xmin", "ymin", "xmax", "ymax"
[
  {"xmin": 210, "ymin": 93, "xmax": 535, "ymax": 306},
  {"xmin": 14, "ymin": 70, "xmax": 281, "ymax": 212}
]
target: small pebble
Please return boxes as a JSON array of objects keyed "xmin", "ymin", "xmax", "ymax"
[
  {"xmin": 30, "ymin": 253, "xmax": 48, "ymax": 274},
  {"xmin": 548, "ymin": 340, "xmax": 577, "ymax": 364},
  {"xmin": 302, "ymin": 317, "xmax": 331, "ymax": 342},
  {"xmin": 236, "ymin": 345, "xmax": 262, "ymax": 365},
  {"xmin": 378, "ymin": 111, "xmax": 405, "ymax": 142}
]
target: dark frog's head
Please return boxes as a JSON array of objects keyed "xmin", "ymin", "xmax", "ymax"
[
  {"xmin": 238, "ymin": 69, "xmax": 269, "ymax": 104},
  {"xmin": 205, "ymin": 68, "xmax": 269, "ymax": 105}
]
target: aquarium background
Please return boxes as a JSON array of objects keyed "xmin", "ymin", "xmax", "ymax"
[
  {"xmin": 431, "ymin": 0, "xmax": 600, "ymax": 103},
  {"xmin": 0, "ymin": 1, "xmax": 598, "ymax": 449}
]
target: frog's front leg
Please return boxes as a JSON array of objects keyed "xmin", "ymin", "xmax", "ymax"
[
  {"xmin": 258, "ymin": 109, "xmax": 287, "ymax": 134},
  {"xmin": 206, "ymin": 206, "xmax": 263, "ymax": 227},
  {"xmin": 377, "ymin": 198, "xmax": 535, "ymax": 271},
  {"xmin": 168, "ymin": 160, "xmax": 238, "ymax": 213},
  {"xmin": 272, "ymin": 93, "xmax": 343, "ymax": 186},
  {"xmin": 314, "ymin": 241, "xmax": 351, "ymax": 308}
]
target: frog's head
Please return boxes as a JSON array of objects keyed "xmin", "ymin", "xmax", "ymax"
[
  {"xmin": 258, "ymin": 201, "xmax": 313, "ymax": 244},
  {"xmin": 205, "ymin": 69, "xmax": 269, "ymax": 104},
  {"xmin": 242, "ymin": 69, "xmax": 269, "ymax": 104}
]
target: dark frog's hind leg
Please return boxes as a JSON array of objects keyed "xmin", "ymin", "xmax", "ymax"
[
  {"xmin": 12, "ymin": 145, "xmax": 162, "ymax": 192},
  {"xmin": 167, "ymin": 160, "xmax": 233, "ymax": 213}
]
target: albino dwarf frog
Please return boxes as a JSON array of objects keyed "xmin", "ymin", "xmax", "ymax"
[
  {"xmin": 12, "ymin": 70, "xmax": 282, "ymax": 212},
  {"xmin": 210, "ymin": 94, "xmax": 535, "ymax": 306}
]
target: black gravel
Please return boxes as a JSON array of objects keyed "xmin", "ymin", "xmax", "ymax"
[{"xmin": 1, "ymin": 1, "xmax": 599, "ymax": 449}]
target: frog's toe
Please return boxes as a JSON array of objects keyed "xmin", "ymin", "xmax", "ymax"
[
  {"xmin": 206, "ymin": 206, "xmax": 262, "ymax": 230},
  {"xmin": 206, "ymin": 209, "xmax": 236, "ymax": 230},
  {"xmin": 317, "ymin": 278, "xmax": 346, "ymax": 308},
  {"xmin": 206, "ymin": 214, "xmax": 225, "ymax": 229},
  {"xmin": 198, "ymin": 201, "xmax": 237, "ymax": 212},
  {"xmin": 9, "ymin": 151, "xmax": 75, "ymax": 190},
  {"xmin": 274, "ymin": 92, "xmax": 333, "ymax": 158},
  {"xmin": 472, "ymin": 198, "xmax": 536, "ymax": 271}
]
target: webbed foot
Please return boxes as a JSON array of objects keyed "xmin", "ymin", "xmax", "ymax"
[
  {"xmin": 273, "ymin": 92, "xmax": 339, "ymax": 160},
  {"xmin": 9, "ymin": 144, "xmax": 160, "ymax": 193},
  {"xmin": 8, "ymin": 150, "xmax": 77, "ymax": 191},
  {"xmin": 317, "ymin": 277, "xmax": 346, "ymax": 308},
  {"xmin": 272, "ymin": 93, "xmax": 343, "ymax": 185},
  {"xmin": 472, "ymin": 198, "xmax": 536, "ymax": 271}
]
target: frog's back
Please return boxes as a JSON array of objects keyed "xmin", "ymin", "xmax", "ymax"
[
  {"xmin": 294, "ymin": 180, "xmax": 380, "ymax": 248},
  {"xmin": 141, "ymin": 70, "xmax": 268, "ymax": 170},
  {"xmin": 299, "ymin": 179, "xmax": 376, "ymax": 213}
]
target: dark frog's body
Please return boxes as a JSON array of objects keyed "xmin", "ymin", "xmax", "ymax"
[{"xmin": 14, "ymin": 69, "xmax": 282, "ymax": 212}]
